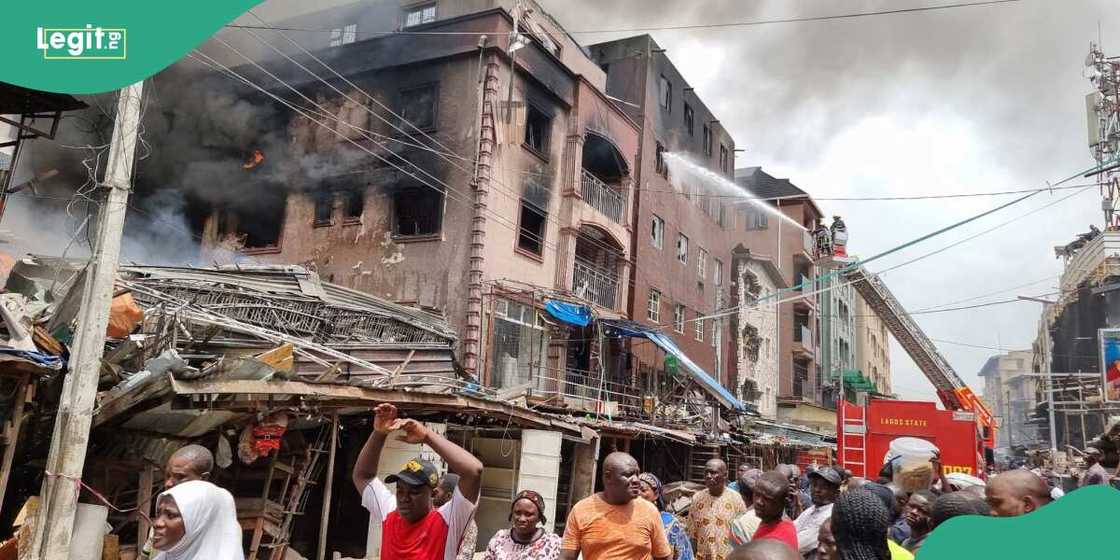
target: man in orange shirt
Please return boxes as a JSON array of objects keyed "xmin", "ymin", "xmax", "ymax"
[{"xmin": 560, "ymin": 452, "xmax": 672, "ymax": 560}]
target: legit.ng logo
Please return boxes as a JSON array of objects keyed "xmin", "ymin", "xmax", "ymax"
[{"xmin": 36, "ymin": 25, "xmax": 126, "ymax": 60}]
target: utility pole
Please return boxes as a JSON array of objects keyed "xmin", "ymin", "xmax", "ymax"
[{"xmin": 28, "ymin": 80, "xmax": 144, "ymax": 560}]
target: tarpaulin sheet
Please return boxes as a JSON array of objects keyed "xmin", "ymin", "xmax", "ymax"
[
  {"xmin": 0, "ymin": 348, "xmax": 63, "ymax": 370},
  {"xmin": 601, "ymin": 320, "xmax": 745, "ymax": 411},
  {"xmin": 544, "ymin": 299, "xmax": 592, "ymax": 327}
]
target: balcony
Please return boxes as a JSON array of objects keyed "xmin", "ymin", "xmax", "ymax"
[
  {"xmin": 794, "ymin": 274, "xmax": 816, "ymax": 310},
  {"xmin": 581, "ymin": 169, "xmax": 625, "ymax": 224},
  {"xmin": 573, "ymin": 259, "xmax": 619, "ymax": 310},
  {"xmin": 796, "ymin": 230, "xmax": 816, "ymax": 261},
  {"xmin": 793, "ymin": 324, "xmax": 815, "ymax": 360}
]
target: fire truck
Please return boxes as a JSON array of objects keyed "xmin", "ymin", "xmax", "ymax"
[{"xmin": 835, "ymin": 266, "xmax": 996, "ymax": 479}]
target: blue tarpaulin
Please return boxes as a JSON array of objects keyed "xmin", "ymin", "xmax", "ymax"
[
  {"xmin": 602, "ymin": 320, "xmax": 745, "ymax": 412},
  {"xmin": 0, "ymin": 348, "xmax": 63, "ymax": 370},
  {"xmin": 544, "ymin": 299, "xmax": 592, "ymax": 327}
]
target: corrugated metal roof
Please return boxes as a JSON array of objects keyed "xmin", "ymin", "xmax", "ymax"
[{"xmin": 121, "ymin": 265, "xmax": 457, "ymax": 343}]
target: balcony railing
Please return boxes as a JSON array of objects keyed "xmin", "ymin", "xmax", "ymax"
[
  {"xmin": 795, "ymin": 324, "xmax": 812, "ymax": 345},
  {"xmin": 573, "ymin": 259, "xmax": 619, "ymax": 309},
  {"xmin": 581, "ymin": 169, "xmax": 624, "ymax": 224}
]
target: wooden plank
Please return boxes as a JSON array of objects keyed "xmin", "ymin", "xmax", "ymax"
[
  {"xmin": 0, "ymin": 376, "xmax": 30, "ymax": 508},
  {"xmin": 316, "ymin": 414, "xmax": 339, "ymax": 560},
  {"xmin": 137, "ymin": 466, "xmax": 153, "ymax": 551},
  {"xmin": 256, "ymin": 344, "xmax": 294, "ymax": 373},
  {"xmin": 167, "ymin": 378, "xmax": 579, "ymax": 433}
]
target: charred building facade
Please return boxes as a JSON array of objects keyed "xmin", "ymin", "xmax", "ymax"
[{"xmin": 197, "ymin": 1, "xmax": 643, "ymax": 394}]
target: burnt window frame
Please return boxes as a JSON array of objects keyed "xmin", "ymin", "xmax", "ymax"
[
  {"xmin": 684, "ymin": 103, "xmax": 694, "ymax": 136},
  {"xmin": 398, "ymin": 82, "xmax": 440, "ymax": 132},
  {"xmin": 516, "ymin": 199, "xmax": 547, "ymax": 259},
  {"xmin": 655, "ymin": 142, "xmax": 668, "ymax": 179},
  {"xmin": 342, "ymin": 186, "xmax": 365, "ymax": 223},
  {"xmin": 392, "ymin": 186, "xmax": 444, "ymax": 240},
  {"xmin": 217, "ymin": 191, "xmax": 288, "ymax": 254},
  {"xmin": 312, "ymin": 189, "xmax": 334, "ymax": 227},
  {"xmin": 658, "ymin": 75, "xmax": 672, "ymax": 112},
  {"xmin": 523, "ymin": 101, "xmax": 553, "ymax": 160}
]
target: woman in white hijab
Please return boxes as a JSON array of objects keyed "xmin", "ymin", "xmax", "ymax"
[{"xmin": 151, "ymin": 479, "xmax": 244, "ymax": 560}]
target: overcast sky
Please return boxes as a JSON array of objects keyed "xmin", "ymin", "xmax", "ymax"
[{"xmin": 540, "ymin": 0, "xmax": 1118, "ymax": 402}]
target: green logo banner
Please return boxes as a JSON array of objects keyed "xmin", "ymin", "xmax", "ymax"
[
  {"xmin": 922, "ymin": 486, "xmax": 1120, "ymax": 559},
  {"xmin": 2, "ymin": 1, "xmax": 262, "ymax": 94}
]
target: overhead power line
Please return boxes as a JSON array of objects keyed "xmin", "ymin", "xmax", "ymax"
[{"xmin": 224, "ymin": 0, "xmax": 1022, "ymax": 37}]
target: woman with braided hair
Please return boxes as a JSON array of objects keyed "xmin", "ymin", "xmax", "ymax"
[{"xmin": 830, "ymin": 490, "xmax": 890, "ymax": 560}]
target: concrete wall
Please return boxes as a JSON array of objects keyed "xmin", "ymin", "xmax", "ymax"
[
  {"xmin": 854, "ymin": 291, "xmax": 892, "ymax": 395},
  {"xmin": 733, "ymin": 258, "xmax": 781, "ymax": 418}
]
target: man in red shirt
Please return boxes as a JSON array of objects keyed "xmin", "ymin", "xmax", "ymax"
[
  {"xmin": 352, "ymin": 403, "xmax": 483, "ymax": 560},
  {"xmin": 751, "ymin": 471, "xmax": 798, "ymax": 552}
]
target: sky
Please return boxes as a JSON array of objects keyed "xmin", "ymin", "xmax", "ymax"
[{"xmin": 537, "ymin": 0, "xmax": 1118, "ymax": 402}]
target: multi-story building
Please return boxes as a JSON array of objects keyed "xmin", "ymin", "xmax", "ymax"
[
  {"xmin": 730, "ymin": 248, "xmax": 787, "ymax": 418},
  {"xmin": 586, "ymin": 35, "xmax": 749, "ymax": 408},
  {"xmin": 978, "ymin": 350, "xmax": 1036, "ymax": 451},
  {"xmin": 202, "ymin": 0, "xmax": 641, "ymax": 386},
  {"xmin": 733, "ymin": 168, "xmax": 827, "ymax": 427},
  {"xmin": 854, "ymin": 290, "xmax": 892, "ymax": 395}
]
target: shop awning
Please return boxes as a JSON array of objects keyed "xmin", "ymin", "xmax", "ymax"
[
  {"xmin": 842, "ymin": 370, "xmax": 877, "ymax": 392},
  {"xmin": 603, "ymin": 320, "xmax": 745, "ymax": 412},
  {"xmin": 544, "ymin": 299, "xmax": 592, "ymax": 327}
]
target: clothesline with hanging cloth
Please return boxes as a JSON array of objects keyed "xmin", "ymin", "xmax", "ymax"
[{"xmin": 601, "ymin": 319, "xmax": 746, "ymax": 412}]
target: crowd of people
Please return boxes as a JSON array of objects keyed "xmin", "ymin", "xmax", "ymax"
[{"xmin": 135, "ymin": 404, "xmax": 1109, "ymax": 560}]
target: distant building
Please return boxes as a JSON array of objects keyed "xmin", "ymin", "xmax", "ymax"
[
  {"xmin": 854, "ymin": 290, "xmax": 892, "ymax": 395},
  {"xmin": 978, "ymin": 350, "xmax": 1037, "ymax": 451}
]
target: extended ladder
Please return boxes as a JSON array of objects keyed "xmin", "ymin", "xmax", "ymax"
[{"xmin": 839, "ymin": 266, "xmax": 995, "ymax": 444}]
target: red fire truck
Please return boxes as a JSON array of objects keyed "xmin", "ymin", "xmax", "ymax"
[
  {"xmin": 837, "ymin": 397, "xmax": 991, "ymax": 478},
  {"xmin": 836, "ymin": 268, "xmax": 996, "ymax": 478}
]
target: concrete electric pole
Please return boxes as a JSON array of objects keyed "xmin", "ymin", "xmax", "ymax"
[{"xmin": 29, "ymin": 80, "xmax": 144, "ymax": 560}]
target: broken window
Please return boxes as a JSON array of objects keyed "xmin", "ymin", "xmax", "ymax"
[
  {"xmin": 313, "ymin": 190, "xmax": 333, "ymax": 226},
  {"xmin": 524, "ymin": 104, "xmax": 551, "ymax": 156},
  {"xmin": 651, "ymin": 214, "xmax": 665, "ymax": 249},
  {"xmin": 673, "ymin": 304, "xmax": 685, "ymax": 333},
  {"xmin": 404, "ymin": 4, "xmax": 437, "ymax": 27},
  {"xmin": 217, "ymin": 190, "xmax": 287, "ymax": 250},
  {"xmin": 697, "ymin": 247, "xmax": 707, "ymax": 278},
  {"xmin": 393, "ymin": 187, "xmax": 443, "ymax": 237},
  {"xmin": 647, "ymin": 288, "xmax": 661, "ymax": 322},
  {"xmin": 703, "ymin": 124, "xmax": 713, "ymax": 157},
  {"xmin": 400, "ymin": 84, "xmax": 438, "ymax": 131},
  {"xmin": 342, "ymin": 187, "xmax": 364, "ymax": 221},
  {"xmin": 677, "ymin": 233, "xmax": 688, "ymax": 264},
  {"xmin": 684, "ymin": 103, "xmax": 694, "ymax": 136},
  {"xmin": 491, "ymin": 298, "xmax": 549, "ymax": 390},
  {"xmin": 655, "ymin": 142, "xmax": 667, "ymax": 178},
  {"xmin": 517, "ymin": 201, "xmax": 547, "ymax": 257},
  {"xmin": 658, "ymin": 75, "xmax": 672, "ymax": 112}
]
